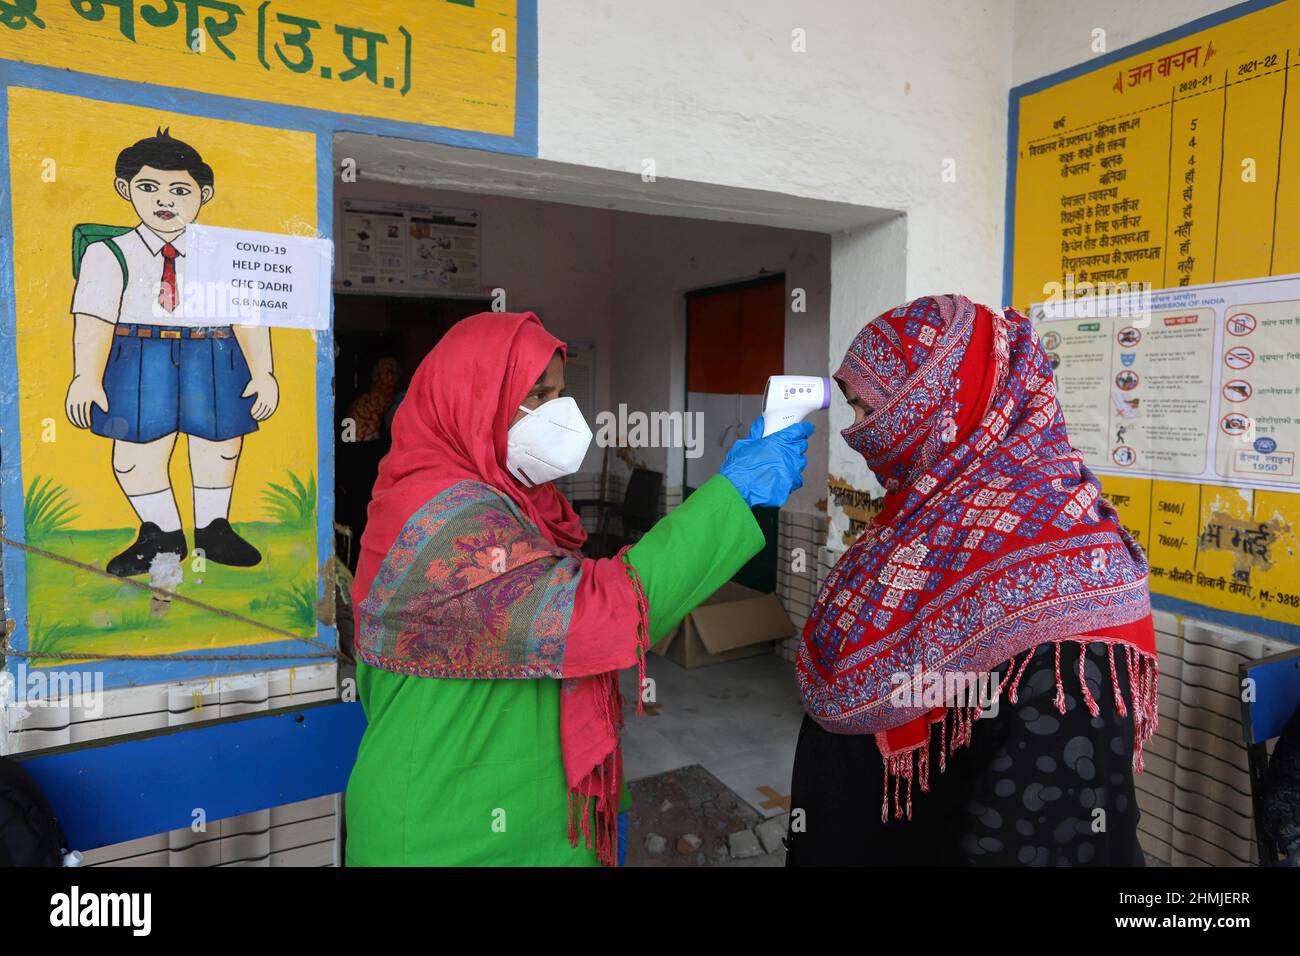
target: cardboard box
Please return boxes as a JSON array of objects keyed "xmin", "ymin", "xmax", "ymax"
[{"xmin": 651, "ymin": 581, "xmax": 795, "ymax": 669}]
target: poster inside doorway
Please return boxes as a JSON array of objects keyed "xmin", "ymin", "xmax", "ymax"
[{"xmin": 338, "ymin": 197, "xmax": 481, "ymax": 294}]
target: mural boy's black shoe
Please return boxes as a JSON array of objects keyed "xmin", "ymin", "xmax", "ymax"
[
  {"xmin": 195, "ymin": 518, "xmax": 262, "ymax": 568},
  {"xmin": 106, "ymin": 522, "xmax": 187, "ymax": 577}
]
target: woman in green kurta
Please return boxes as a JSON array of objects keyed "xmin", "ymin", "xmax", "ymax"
[{"xmin": 344, "ymin": 311, "xmax": 810, "ymax": 866}]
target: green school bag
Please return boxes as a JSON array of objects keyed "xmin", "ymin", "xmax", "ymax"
[{"xmin": 71, "ymin": 223, "xmax": 133, "ymax": 283}]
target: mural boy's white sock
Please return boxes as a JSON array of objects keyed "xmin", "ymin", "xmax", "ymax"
[
  {"xmin": 129, "ymin": 489, "xmax": 182, "ymax": 533},
  {"xmin": 194, "ymin": 486, "xmax": 233, "ymax": 529}
]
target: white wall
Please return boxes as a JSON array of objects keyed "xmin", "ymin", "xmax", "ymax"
[
  {"xmin": 1012, "ymin": 0, "xmax": 1242, "ymax": 86},
  {"xmin": 537, "ymin": 0, "xmax": 1014, "ymax": 302},
  {"xmin": 537, "ymin": 0, "xmax": 1019, "ymax": 514}
]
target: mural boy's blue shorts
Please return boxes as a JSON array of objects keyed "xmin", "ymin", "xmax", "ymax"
[{"xmin": 90, "ymin": 324, "xmax": 261, "ymax": 445}]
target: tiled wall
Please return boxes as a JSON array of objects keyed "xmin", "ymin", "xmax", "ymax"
[
  {"xmin": 1134, "ymin": 614, "xmax": 1292, "ymax": 867},
  {"xmin": 775, "ymin": 511, "xmax": 831, "ymax": 662},
  {"xmin": 3, "ymin": 664, "xmax": 339, "ymax": 867}
]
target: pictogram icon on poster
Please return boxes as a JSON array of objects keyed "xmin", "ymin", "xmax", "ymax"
[
  {"xmin": 1220, "ymin": 412, "xmax": 1252, "ymax": 437},
  {"xmin": 1117, "ymin": 326, "xmax": 1141, "ymax": 347},
  {"xmin": 1114, "ymin": 370, "xmax": 1140, "ymax": 391},
  {"xmin": 1226, "ymin": 312, "xmax": 1257, "ymax": 336},
  {"xmin": 1111, "ymin": 445, "xmax": 1137, "ymax": 467},
  {"xmin": 1222, "ymin": 379, "xmax": 1252, "ymax": 402},
  {"xmin": 1224, "ymin": 346, "xmax": 1255, "ymax": 370}
]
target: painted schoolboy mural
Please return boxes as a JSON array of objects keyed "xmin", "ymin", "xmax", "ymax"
[{"xmin": 65, "ymin": 129, "xmax": 279, "ymax": 577}]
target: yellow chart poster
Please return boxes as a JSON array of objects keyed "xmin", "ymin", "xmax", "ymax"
[{"xmin": 1007, "ymin": 0, "xmax": 1300, "ymax": 634}]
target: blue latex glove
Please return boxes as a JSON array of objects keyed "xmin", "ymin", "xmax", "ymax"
[{"xmin": 719, "ymin": 418, "xmax": 813, "ymax": 508}]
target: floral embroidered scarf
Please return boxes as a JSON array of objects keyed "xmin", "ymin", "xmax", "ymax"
[
  {"xmin": 797, "ymin": 295, "xmax": 1158, "ymax": 820},
  {"xmin": 352, "ymin": 312, "xmax": 649, "ymax": 865}
]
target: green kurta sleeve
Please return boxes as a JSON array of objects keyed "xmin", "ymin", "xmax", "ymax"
[
  {"xmin": 623, "ymin": 474, "xmax": 765, "ymax": 645},
  {"xmin": 345, "ymin": 473, "xmax": 763, "ymax": 866}
]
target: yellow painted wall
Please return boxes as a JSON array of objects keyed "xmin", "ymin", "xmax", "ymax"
[
  {"xmin": 10, "ymin": 87, "xmax": 318, "ymax": 532},
  {"xmin": 8, "ymin": 87, "xmax": 322, "ymax": 660},
  {"xmin": 0, "ymin": 0, "xmax": 519, "ymax": 135}
]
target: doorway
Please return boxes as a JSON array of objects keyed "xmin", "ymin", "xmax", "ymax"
[
  {"xmin": 332, "ymin": 292, "xmax": 490, "ymax": 569},
  {"xmin": 327, "ymin": 130, "xmax": 897, "ymax": 861},
  {"xmin": 684, "ymin": 273, "xmax": 786, "ymax": 593}
]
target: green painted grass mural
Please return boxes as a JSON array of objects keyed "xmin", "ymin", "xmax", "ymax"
[
  {"xmin": 262, "ymin": 471, "xmax": 317, "ymax": 526},
  {"xmin": 24, "ymin": 476, "xmax": 81, "ymax": 539},
  {"xmin": 20, "ymin": 472, "xmax": 319, "ymax": 668}
]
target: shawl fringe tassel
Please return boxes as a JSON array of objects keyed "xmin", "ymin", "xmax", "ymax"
[
  {"xmin": 879, "ymin": 638, "xmax": 1159, "ymax": 822},
  {"xmin": 566, "ymin": 546, "xmax": 652, "ymax": 865}
]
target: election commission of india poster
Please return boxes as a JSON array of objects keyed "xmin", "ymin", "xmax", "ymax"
[{"xmin": 1007, "ymin": 0, "xmax": 1300, "ymax": 632}]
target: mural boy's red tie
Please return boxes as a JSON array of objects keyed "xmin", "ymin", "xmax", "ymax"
[{"xmin": 159, "ymin": 243, "xmax": 179, "ymax": 313}]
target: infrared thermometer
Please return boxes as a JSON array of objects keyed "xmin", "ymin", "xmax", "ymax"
[{"xmin": 761, "ymin": 375, "xmax": 831, "ymax": 437}]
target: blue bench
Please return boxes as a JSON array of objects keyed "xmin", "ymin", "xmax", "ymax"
[
  {"xmin": 1239, "ymin": 645, "xmax": 1300, "ymax": 865},
  {"xmin": 13, "ymin": 698, "xmax": 632, "ymax": 865},
  {"xmin": 12, "ymin": 700, "xmax": 367, "ymax": 853}
]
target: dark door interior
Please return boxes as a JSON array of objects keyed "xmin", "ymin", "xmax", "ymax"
[{"xmin": 333, "ymin": 293, "xmax": 491, "ymax": 567}]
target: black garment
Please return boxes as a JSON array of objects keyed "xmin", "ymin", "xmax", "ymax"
[
  {"xmin": 336, "ymin": 436, "xmax": 390, "ymax": 569},
  {"xmin": 786, "ymin": 641, "xmax": 1145, "ymax": 866},
  {"xmin": 1260, "ymin": 701, "xmax": 1300, "ymax": 862}
]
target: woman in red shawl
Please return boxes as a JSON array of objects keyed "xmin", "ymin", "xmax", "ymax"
[
  {"xmin": 345, "ymin": 311, "xmax": 810, "ymax": 866},
  {"xmin": 786, "ymin": 294, "xmax": 1158, "ymax": 866}
]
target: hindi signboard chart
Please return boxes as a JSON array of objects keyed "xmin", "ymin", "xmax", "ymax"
[
  {"xmin": 0, "ymin": 0, "xmax": 527, "ymax": 139},
  {"xmin": 1008, "ymin": 1, "xmax": 1300, "ymax": 636},
  {"xmin": 1009, "ymin": 1, "xmax": 1300, "ymax": 306}
]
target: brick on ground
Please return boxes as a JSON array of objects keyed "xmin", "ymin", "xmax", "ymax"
[
  {"xmin": 755, "ymin": 813, "xmax": 789, "ymax": 854},
  {"xmin": 727, "ymin": 829, "xmax": 763, "ymax": 859}
]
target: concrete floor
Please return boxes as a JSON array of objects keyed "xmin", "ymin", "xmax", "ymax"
[
  {"xmin": 617, "ymin": 652, "xmax": 1173, "ymax": 869},
  {"xmin": 618, "ymin": 651, "xmax": 804, "ymax": 821}
]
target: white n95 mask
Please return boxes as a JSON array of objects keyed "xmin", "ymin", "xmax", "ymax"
[{"xmin": 506, "ymin": 396, "xmax": 593, "ymax": 487}]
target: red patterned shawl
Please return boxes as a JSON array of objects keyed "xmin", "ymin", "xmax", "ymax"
[
  {"xmin": 353, "ymin": 311, "xmax": 648, "ymax": 864},
  {"xmin": 797, "ymin": 295, "xmax": 1158, "ymax": 820}
]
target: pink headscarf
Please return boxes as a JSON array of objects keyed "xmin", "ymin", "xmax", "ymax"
[
  {"xmin": 353, "ymin": 312, "xmax": 646, "ymax": 864},
  {"xmin": 355, "ymin": 312, "xmax": 583, "ymax": 595}
]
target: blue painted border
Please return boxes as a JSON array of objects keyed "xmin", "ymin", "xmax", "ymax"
[
  {"xmin": 1003, "ymin": 0, "xmax": 1299, "ymax": 645},
  {"xmin": 0, "ymin": 1, "xmax": 539, "ymax": 692},
  {"xmin": 16, "ymin": 701, "xmax": 367, "ymax": 850},
  {"xmin": 1152, "ymin": 593, "xmax": 1300, "ymax": 643}
]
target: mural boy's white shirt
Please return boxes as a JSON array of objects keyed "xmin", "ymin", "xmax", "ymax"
[{"xmin": 70, "ymin": 224, "xmax": 188, "ymax": 326}]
